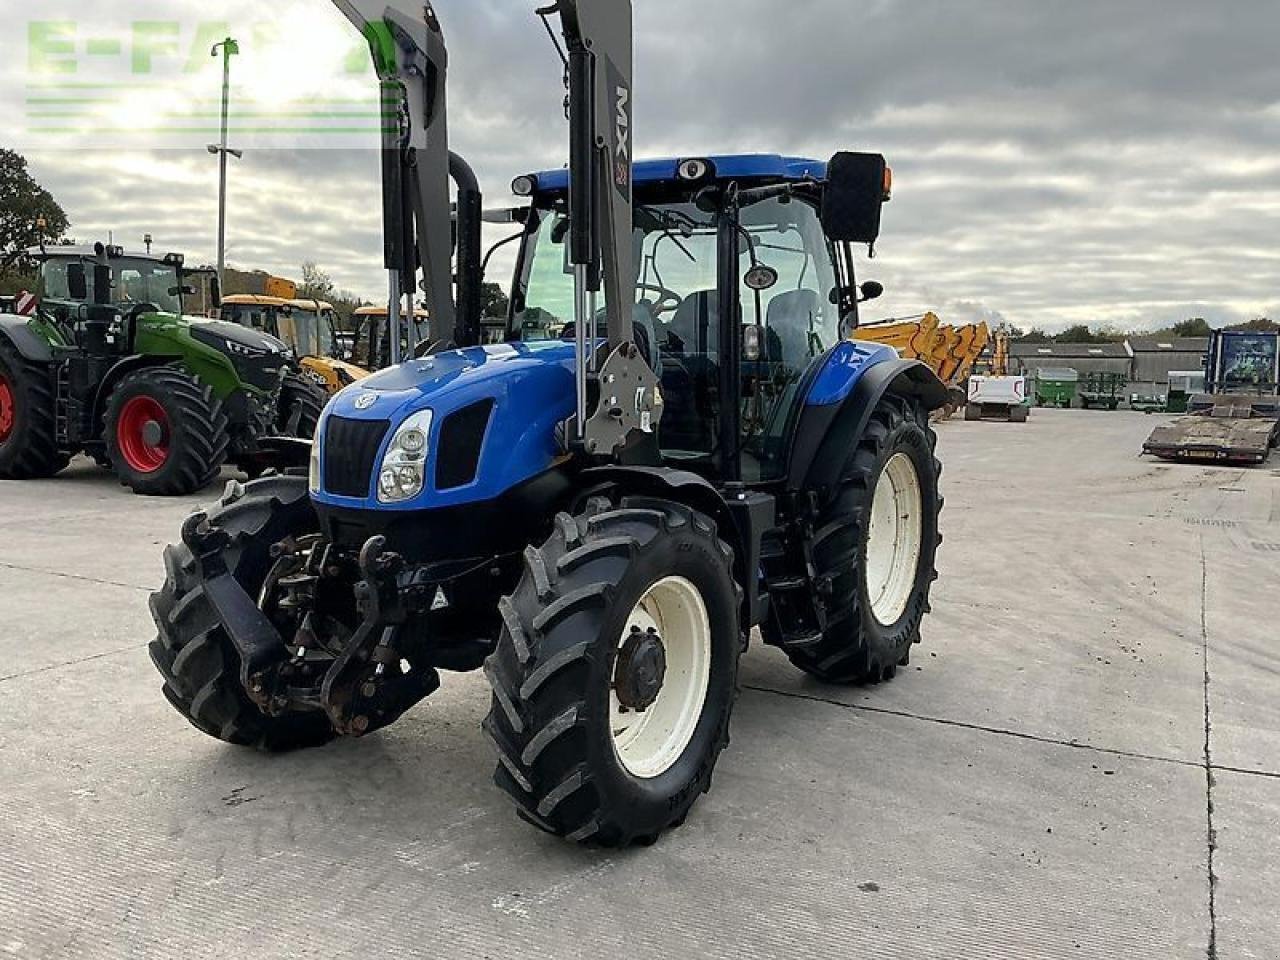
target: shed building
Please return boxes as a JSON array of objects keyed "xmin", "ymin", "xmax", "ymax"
[{"xmin": 1125, "ymin": 337, "xmax": 1209, "ymax": 397}]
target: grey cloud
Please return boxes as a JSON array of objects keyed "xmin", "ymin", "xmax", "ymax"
[{"xmin": 18, "ymin": 0, "xmax": 1280, "ymax": 330}]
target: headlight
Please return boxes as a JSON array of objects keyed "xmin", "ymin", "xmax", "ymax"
[{"xmin": 377, "ymin": 410, "xmax": 433, "ymax": 504}]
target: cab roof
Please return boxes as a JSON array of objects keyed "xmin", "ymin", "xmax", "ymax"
[
  {"xmin": 222, "ymin": 294, "xmax": 292, "ymax": 307},
  {"xmin": 288, "ymin": 299, "xmax": 335, "ymax": 312},
  {"xmin": 525, "ymin": 154, "xmax": 826, "ymax": 194},
  {"xmin": 354, "ymin": 305, "xmax": 430, "ymax": 318},
  {"xmin": 28, "ymin": 245, "xmax": 175, "ymax": 263}
]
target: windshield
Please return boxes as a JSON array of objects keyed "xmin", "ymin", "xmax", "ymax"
[
  {"xmin": 511, "ymin": 195, "xmax": 840, "ymax": 479},
  {"xmin": 279, "ymin": 309, "xmax": 328, "ymax": 358},
  {"xmin": 39, "ymin": 257, "xmax": 183, "ymax": 314}
]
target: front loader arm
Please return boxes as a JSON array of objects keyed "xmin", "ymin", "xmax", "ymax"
[
  {"xmin": 547, "ymin": 0, "xmax": 633, "ymax": 351},
  {"xmin": 333, "ymin": 0, "xmax": 456, "ymax": 342}
]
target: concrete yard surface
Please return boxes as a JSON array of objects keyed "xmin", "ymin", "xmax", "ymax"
[{"xmin": 0, "ymin": 408, "xmax": 1277, "ymax": 958}]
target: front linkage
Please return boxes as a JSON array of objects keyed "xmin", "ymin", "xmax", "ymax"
[{"xmin": 180, "ymin": 510, "xmax": 441, "ymax": 738}]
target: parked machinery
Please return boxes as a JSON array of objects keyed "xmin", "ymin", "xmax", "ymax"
[
  {"xmin": 1034, "ymin": 367, "xmax": 1078, "ymax": 408},
  {"xmin": 147, "ymin": 0, "xmax": 948, "ymax": 845},
  {"xmin": 963, "ymin": 330, "xmax": 1028, "ymax": 422},
  {"xmin": 855, "ymin": 312, "xmax": 990, "ymax": 417},
  {"xmin": 1144, "ymin": 331, "xmax": 1280, "ymax": 464},
  {"xmin": 0, "ymin": 245, "xmax": 322, "ymax": 494},
  {"xmin": 222, "ymin": 291, "xmax": 369, "ymax": 398},
  {"xmin": 1078, "ymin": 371, "xmax": 1125, "ymax": 410},
  {"xmin": 350, "ymin": 304, "xmax": 432, "ymax": 370}
]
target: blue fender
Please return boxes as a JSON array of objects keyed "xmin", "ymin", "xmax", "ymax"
[
  {"xmin": 311, "ymin": 340, "xmax": 580, "ymax": 511},
  {"xmin": 787, "ymin": 341, "xmax": 949, "ymax": 493}
]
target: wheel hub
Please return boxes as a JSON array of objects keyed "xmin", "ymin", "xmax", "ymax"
[
  {"xmin": 614, "ymin": 626, "xmax": 667, "ymax": 712},
  {"xmin": 141, "ymin": 420, "xmax": 164, "ymax": 447},
  {"xmin": 116, "ymin": 395, "xmax": 171, "ymax": 474},
  {"xmin": 0, "ymin": 375, "xmax": 13, "ymax": 443}
]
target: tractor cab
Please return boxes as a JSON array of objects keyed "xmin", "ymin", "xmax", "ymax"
[
  {"xmin": 34, "ymin": 246, "xmax": 198, "ymax": 352},
  {"xmin": 350, "ymin": 304, "xmax": 431, "ymax": 369},
  {"xmin": 220, "ymin": 294, "xmax": 293, "ymax": 339},
  {"xmin": 507, "ymin": 155, "xmax": 884, "ymax": 482},
  {"xmin": 283, "ymin": 299, "xmax": 340, "ymax": 361}
]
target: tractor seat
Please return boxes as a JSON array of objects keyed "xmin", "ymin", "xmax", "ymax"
[
  {"xmin": 664, "ymin": 290, "xmax": 719, "ymax": 359},
  {"xmin": 763, "ymin": 288, "xmax": 821, "ymax": 370},
  {"xmin": 559, "ymin": 302, "xmax": 659, "ymax": 368}
]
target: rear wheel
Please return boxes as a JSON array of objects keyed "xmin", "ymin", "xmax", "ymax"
[
  {"xmin": 105, "ymin": 367, "xmax": 229, "ymax": 496},
  {"xmin": 278, "ymin": 375, "xmax": 327, "ymax": 439},
  {"xmin": 0, "ymin": 338, "xmax": 68, "ymax": 479},
  {"xmin": 1009, "ymin": 404, "xmax": 1029, "ymax": 423},
  {"xmin": 787, "ymin": 394, "xmax": 942, "ymax": 684},
  {"xmin": 484, "ymin": 498, "xmax": 742, "ymax": 846},
  {"xmin": 148, "ymin": 476, "xmax": 335, "ymax": 751},
  {"xmin": 963, "ymin": 402, "xmax": 981, "ymax": 422}
]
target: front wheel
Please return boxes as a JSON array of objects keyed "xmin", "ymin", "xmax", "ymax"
[
  {"xmin": 483, "ymin": 498, "xmax": 742, "ymax": 846},
  {"xmin": 787, "ymin": 393, "xmax": 942, "ymax": 684},
  {"xmin": 148, "ymin": 476, "xmax": 336, "ymax": 751}
]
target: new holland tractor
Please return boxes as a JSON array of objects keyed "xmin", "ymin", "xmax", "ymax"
[
  {"xmin": 0, "ymin": 244, "xmax": 326, "ymax": 494},
  {"xmin": 147, "ymin": 0, "xmax": 947, "ymax": 846}
]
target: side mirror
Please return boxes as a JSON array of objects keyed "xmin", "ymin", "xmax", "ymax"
[
  {"xmin": 209, "ymin": 276, "xmax": 222, "ymax": 310},
  {"xmin": 858, "ymin": 281, "xmax": 884, "ymax": 303},
  {"xmin": 67, "ymin": 263, "xmax": 88, "ymax": 301},
  {"xmin": 821, "ymin": 152, "xmax": 891, "ymax": 244}
]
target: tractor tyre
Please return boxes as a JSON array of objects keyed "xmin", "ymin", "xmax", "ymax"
[
  {"xmin": 1009, "ymin": 404, "xmax": 1029, "ymax": 423},
  {"xmin": 787, "ymin": 394, "xmax": 942, "ymax": 685},
  {"xmin": 484, "ymin": 497, "xmax": 742, "ymax": 846},
  {"xmin": 963, "ymin": 402, "xmax": 981, "ymax": 422},
  {"xmin": 0, "ymin": 338, "xmax": 68, "ymax": 479},
  {"xmin": 148, "ymin": 475, "xmax": 336, "ymax": 751},
  {"xmin": 105, "ymin": 367, "xmax": 229, "ymax": 496},
  {"xmin": 278, "ymin": 375, "xmax": 327, "ymax": 439}
]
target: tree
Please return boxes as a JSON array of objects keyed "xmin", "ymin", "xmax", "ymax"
[
  {"xmin": 481, "ymin": 281, "xmax": 509, "ymax": 318},
  {"xmin": 1014, "ymin": 327, "xmax": 1052, "ymax": 343},
  {"xmin": 1170, "ymin": 317, "xmax": 1212, "ymax": 338},
  {"xmin": 1054, "ymin": 324, "xmax": 1104, "ymax": 343},
  {"xmin": 298, "ymin": 261, "xmax": 336, "ymax": 301},
  {"xmin": 0, "ymin": 149, "xmax": 70, "ymax": 293}
]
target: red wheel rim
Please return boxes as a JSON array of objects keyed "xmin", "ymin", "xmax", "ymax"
[
  {"xmin": 116, "ymin": 395, "xmax": 171, "ymax": 473},
  {"xmin": 0, "ymin": 375, "xmax": 13, "ymax": 443}
]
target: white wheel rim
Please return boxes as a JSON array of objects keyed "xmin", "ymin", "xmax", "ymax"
[
  {"xmin": 864, "ymin": 452, "xmax": 924, "ymax": 626},
  {"xmin": 610, "ymin": 576, "xmax": 712, "ymax": 779}
]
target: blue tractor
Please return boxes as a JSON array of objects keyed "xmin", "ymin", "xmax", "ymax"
[{"xmin": 148, "ymin": 0, "xmax": 947, "ymax": 846}]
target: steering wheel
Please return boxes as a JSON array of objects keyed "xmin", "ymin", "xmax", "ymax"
[{"xmin": 635, "ymin": 282, "xmax": 683, "ymax": 315}]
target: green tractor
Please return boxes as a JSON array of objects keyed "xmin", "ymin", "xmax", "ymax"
[{"xmin": 0, "ymin": 243, "xmax": 326, "ymax": 495}]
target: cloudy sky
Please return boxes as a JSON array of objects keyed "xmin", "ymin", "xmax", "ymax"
[{"xmin": 6, "ymin": 0, "xmax": 1280, "ymax": 331}]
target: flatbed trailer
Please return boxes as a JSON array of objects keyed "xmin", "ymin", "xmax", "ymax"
[{"xmin": 1143, "ymin": 332, "xmax": 1280, "ymax": 465}]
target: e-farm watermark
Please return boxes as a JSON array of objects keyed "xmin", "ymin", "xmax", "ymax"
[{"xmin": 19, "ymin": 18, "xmax": 394, "ymax": 149}]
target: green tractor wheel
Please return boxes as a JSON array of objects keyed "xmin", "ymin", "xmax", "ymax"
[
  {"xmin": 0, "ymin": 337, "xmax": 68, "ymax": 480},
  {"xmin": 105, "ymin": 367, "xmax": 230, "ymax": 496}
]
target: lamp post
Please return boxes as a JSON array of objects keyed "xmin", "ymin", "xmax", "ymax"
[
  {"xmin": 209, "ymin": 38, "xmax": 242, "ymax": 289},
  {"xmin": 144, "ymin": 233, "xmax": 152, "ymax": 255}
]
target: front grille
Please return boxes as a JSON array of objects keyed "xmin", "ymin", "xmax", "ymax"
[
  {"xmin": 323, "ymin": 415, "xmax": 391, "ymax": 498},
  {"xmin": 436, "ymin": 399, "xmax": 494, "ymax": 490}
]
